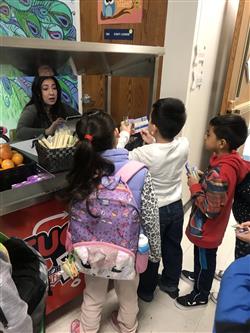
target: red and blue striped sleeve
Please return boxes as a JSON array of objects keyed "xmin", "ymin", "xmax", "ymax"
[{"xmin": 190, "ymin": 170, "xmax": 228, "ymax": 219}]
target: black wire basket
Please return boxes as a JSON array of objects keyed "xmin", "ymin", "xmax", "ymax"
[{"xmin": 35, "ymin": 141, "xmax": 77, "ymax": 173}]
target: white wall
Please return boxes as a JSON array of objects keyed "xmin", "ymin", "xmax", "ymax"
[
  {"xmin": 184, "ymin": 0, "xmax": 226, "ymax": 165},
  {"xmin": 160, "ymin": 0, "xmax": 239, "ymax": 204},
  {"xmin": 160, "ymin": 0, "xmax": 198, "ymax": 102}
]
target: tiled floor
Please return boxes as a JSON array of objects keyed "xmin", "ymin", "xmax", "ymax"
[{"xmin": 46, "ymin": 210, "xmax": 236, "ymax": 333}]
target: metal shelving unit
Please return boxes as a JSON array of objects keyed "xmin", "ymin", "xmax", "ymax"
[{"xmin": 1, "ymin": 36, "xmax": 164, "ymax": 113}]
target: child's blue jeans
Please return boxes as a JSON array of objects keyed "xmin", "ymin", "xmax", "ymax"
[
  {"xmin": 159, "ymin": 199, "xmax": 184, "ymax": 289},
  {"xmin": 138, "ymin": 199, "xmax": 184, "ymax": 294}
]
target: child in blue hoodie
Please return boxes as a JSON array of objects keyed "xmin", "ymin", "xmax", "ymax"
[{"xmin": 214, "ymin": 254, "xmax": 250, "ymax": 333}]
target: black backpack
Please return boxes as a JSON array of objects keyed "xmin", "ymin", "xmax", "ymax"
[
  {"xmin": 0, "ymin": 237, "xmax": 48, "ymax": 333},
  {"xmin": 232, "ymin": 172, "xmax": 250, "ymax": 222}
]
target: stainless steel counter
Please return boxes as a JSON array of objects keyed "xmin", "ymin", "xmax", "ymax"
[
  {"xmin": 0, "ymin": 139, "xmax": 68, "ymax": 216},
  {"xmin": 0, "ymin": 171, "xmax": 67, "ymax": 216}
]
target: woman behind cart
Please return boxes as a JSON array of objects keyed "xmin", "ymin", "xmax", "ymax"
[{"xmin": 16, "ymin": 76, "xmax": 78, "ymax": 141}]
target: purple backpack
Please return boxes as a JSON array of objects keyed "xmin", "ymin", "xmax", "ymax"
[{"xmin": 65, "ymin": 161, "xmax": 147, "ymax": 280}]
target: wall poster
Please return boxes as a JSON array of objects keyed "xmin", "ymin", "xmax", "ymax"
[{"xmin": 98, "ymin": 0, "xmax": 143, "ymax": 25}]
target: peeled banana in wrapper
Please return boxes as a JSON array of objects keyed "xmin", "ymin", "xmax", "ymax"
[
  {"xmin": 61, "ymin": 255, "xmax": 79, "ymax": 279},
  {"xmin": 38, "ymin": 129, "xmax": 78, "ymax": 149}
]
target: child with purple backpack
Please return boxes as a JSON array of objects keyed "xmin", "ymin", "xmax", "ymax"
[{"xmin": 65, "ymin": 109, "xmax": 161, "ymax": 333}]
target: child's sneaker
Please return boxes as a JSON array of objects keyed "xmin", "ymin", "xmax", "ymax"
[
  {"xmin": 214, "ymin": 270, "xmax": 224, "ymax": 281},
  {"xmin": 210, "ymin": 291, "xmax": 218, "ymax": 304},
  {"xmin": 158, "ymin": 275, "xmax": 179, "ymax": 299},
  {"xmin": 180, "ymin": 270, "xmax": 195, "ymax": 284},
  {"xmin": 137, "ymin": 289, "xmax": 154, "ymax": 302},
  {"xmin": 110, "ymin": 311, "xmax": 121, "ymax": 333},
  {"xmin": 71, "ymin": 319, "xmax": 81, "ymax": 333},
  {"xmin": 175, "ymin": 291, "xmax": 208, "ymax": 310}
]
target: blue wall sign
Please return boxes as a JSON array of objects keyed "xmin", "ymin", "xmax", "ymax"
[{"xmin": 104, "ymin": 29, "xmax": 134, "ymax": 40}]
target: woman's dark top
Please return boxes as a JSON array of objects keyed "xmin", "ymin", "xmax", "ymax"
[{"xmin": 16, "ymin": 103, "xmax": 78, "ymax": 141}]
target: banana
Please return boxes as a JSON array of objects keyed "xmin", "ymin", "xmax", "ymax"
[
  {"xmin": 61, "ymin": 257, "xmax": 79, "ymax": 279},
  {"xmin": 39, "ymin": 133, "xmax": 78, "ymax": 150}
]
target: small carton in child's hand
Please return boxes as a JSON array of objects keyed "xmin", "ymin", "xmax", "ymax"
[{"xmin": 128, "ymin": 116, "xmax": 148, "ymax": 134}]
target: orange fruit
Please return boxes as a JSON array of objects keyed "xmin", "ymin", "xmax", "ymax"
[
  {"xmin": 0, "ymin": 144, "xmax": 12, "ymax": 160},
  {"xmin": 11, "ymin": 150, "xmax": 18, "ymax": 155},
  {"xmin": 12, "ymin": 153, "xmax": 24, "ymax": 166},
  {"xmin": 1, "ymin": 159, "xmax": 15, "ymax": 169}
]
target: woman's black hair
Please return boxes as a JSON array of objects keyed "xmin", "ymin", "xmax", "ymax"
[
  {"xmin": 26, "ymin": 76, "xmax": 65, "ymax": 120},
  {"xmin": 66, "ymin": 109, "xmax": 115, "ymax": 202},
  {"xmin": 209, "ymin": 114, "xmax": 248, "ymax": 150}
]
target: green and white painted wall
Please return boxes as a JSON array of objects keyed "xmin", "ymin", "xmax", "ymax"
[{"xmin": 0, "ymin": 0, "xmax": 79, "ymax": 132}]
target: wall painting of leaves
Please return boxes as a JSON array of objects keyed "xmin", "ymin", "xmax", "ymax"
[{"xmin": 0, "ymin": 0, "xmax": 79, "ymax": 132}]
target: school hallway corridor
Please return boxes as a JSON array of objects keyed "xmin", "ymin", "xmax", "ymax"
[{"xmin": 46, "ymin": 210, "xmax": 236, "ymax": 333}]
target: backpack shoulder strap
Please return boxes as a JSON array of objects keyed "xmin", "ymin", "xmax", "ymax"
[
  {"xmin": 0, "ymin": 306, "xmax": 8, "ymax": 328},
  {"xmin": 116, "ymin": 161, "xmax": 146, "ymax": 183}
]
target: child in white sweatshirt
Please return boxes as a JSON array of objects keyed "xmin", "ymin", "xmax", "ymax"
[{"xmin": 118, "ymin": 98, "xmax": 189, "ymax": 301}]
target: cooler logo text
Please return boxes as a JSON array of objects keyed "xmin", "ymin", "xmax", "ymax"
[{"xmin": 25, "ymin": 211, "xmax": 81, "ymax": 288}]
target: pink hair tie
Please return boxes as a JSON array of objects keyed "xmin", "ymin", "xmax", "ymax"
[{"xmin": 84, "ymin": 134, "xmax": 93, "ymax": 142}]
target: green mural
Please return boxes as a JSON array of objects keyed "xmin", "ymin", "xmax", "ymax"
[
  {"xmin": 0, "ymin": 0, "xmax": 78, "ymax": 132},
  {"xmin": 0, "ymin": 0, "xmax": 76, "ymax": 39}
]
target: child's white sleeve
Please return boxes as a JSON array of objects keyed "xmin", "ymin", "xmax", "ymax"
[
  {"xmin": 117, "ymin": 131, "xmax": 130, "ymax": 148},
  {"xmin": 117, "ymin": 132, "xmax": 153, "ymax": 167}
]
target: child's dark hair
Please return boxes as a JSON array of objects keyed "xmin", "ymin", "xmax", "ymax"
[
  {"xmin": 151, "ymin": 98, "xmax": 186, "ymax": 140},
  {"xmin": 209, "ymin": 114, "xmax": 248, "ymax": 150},
  {"xmin": 66, "ymin": 109, "xmax": 115, "ymax": 201},
  {"xmin": 36, "ymin": 63, "xmax": 56, "ymax": 76}
]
